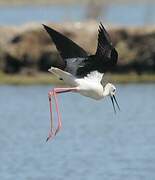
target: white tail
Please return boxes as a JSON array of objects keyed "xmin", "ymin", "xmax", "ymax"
[{"xmin": 48, "ymin": 67, "xmax": 78, "ymax": 86}]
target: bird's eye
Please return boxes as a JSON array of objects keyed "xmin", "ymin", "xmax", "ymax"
[{"xmin": 113, "ymin": 89, "xmax": 116, "ymax": 93}]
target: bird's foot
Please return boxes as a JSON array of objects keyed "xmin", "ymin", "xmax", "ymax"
[
  {"xmin": 54, "ymin": 125, "xmax": 61, "ymax": 136},
  {"xmin": 46, "ymin": 126, "xmax": 61, "ymax": 142},
  {"xmin": 46, "ymin": 130, "xmax": 55, "ymax": 142}
]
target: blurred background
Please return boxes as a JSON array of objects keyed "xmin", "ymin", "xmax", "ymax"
[
  {"xmin": 0, "ymin": 0, "xmax": 155, "ymax": 180},
  {"xmin": 0, "ymin": 0, "xmax": 155, "ymax": 78},
  {"xmin": 0, "ymin": 0, "xmax": 155, "ymax": 25}
]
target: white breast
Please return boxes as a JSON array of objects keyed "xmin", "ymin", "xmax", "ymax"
[
  {"xmin": 76, "ymin": 78, "xmax": 104, "ymax": 100},
  {"xmin": 74, "ymin": 71, "xmax": 104, "ymax": 100}
]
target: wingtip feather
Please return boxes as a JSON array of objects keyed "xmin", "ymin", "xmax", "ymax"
[
  {"xmin": 99, "ymin": 22, "xmax": 103, "ymax": 26},
  {"xmin": 42, "ymin": 24, "xmax": 47, "ymax": 29},
  {"xmin": 42, "ymin": 24, "xmax": 51, "ymax": 31}
]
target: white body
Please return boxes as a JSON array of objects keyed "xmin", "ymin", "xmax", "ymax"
[
  {"xmin": 48, "ymin": 67, "xmax": 116, "ymax": 100},
  {"xmin": 75, "ymin": 78, "xmax": 104, "ymax": 100}
]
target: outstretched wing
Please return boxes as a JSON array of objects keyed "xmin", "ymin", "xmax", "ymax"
[
  {"xmin": 43, "ymin": 24, "xmax": 88, "ymax": 59},
  {"xmin": 96, "ymin": 23, "xmax": 113, "ymax": 57},
  {"xmin": 95, "ymin": 23, "xmax": 118, "ymax": 66}
]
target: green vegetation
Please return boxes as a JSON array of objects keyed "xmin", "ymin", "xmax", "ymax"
[
  {"xmin": 0, "ymin": 72, "xmax": 155, "ymax": 85},
  {"xmin": 0, "ymin": 72, "xmax": 62, "ymax": 85}
]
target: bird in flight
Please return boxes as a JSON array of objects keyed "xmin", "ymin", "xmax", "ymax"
[{"xmin": 43, "ymin": 23, "xmax": 120, "ymax": 141}]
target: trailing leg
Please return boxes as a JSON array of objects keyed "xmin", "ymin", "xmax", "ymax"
[{"xmin": 46, "ymin": 87, "xmax": 77, "ymax": 141}]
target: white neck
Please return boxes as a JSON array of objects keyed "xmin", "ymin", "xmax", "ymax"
[
  {"xmin": 103, "ymin": 87, "xmax": 110, "ymax": 97},
  {"xmin": 102, "ymin": 83, "xmax": 113, "ymax": 97}
]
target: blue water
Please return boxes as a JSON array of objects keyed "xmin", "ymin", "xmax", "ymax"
[
  {"xmin": 0, "ymin": 3, "xmax": 155, "ymax": 26},
  {"xmin": 0, "ymin": 5, "xmax": 85, "ymax": 25},
  {"xmin": 0, "ymin": 84, "xmax": 155, "ymax": 180}
]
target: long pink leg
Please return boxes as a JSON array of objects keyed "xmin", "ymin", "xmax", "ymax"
[
  {"xmin": 53, "ymin": 90, "xmax": 62, "ymax": 136},
  {"xmin": 46, "ymin": 87, "xmax": 77, "ymax": 141},
  {"xmin": 46, "ymin": 91, "xmax": 55, "ymax": 142}
]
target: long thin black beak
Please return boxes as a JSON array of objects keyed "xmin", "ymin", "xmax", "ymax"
[
  {"xmin": 110, "ymin": 96, "xmax": 116, "ymax": 114},
  {"xmin": 113, "ymin": 95, "xmax": 120, "ymax": 111},
  {"xmin": 110, "ymin": 95, "xmax": 120, "ymax": 114}
]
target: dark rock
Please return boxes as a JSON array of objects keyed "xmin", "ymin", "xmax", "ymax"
[{"xmin": 4, "ymin": 54, "xmax": 22, "ymax": 73}]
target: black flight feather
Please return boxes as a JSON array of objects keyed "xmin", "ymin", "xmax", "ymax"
[
  {"xmin": 43, "ymin": 24, "xmax": 88, "ymax": 59},
  {"xmin": 96, "ymin": 22, "xmax": 113, "ymax": 57},
  {"xmin": 43, "ymin": 23, "xmax": 118, "ymax": 77}
]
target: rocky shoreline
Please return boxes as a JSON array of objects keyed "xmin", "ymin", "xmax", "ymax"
[{"xmin": 0, "ymin": 21, "xmax": 155, "ymax": 75}]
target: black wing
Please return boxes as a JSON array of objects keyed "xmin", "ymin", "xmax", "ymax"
[
  {"xmin": 76, "ymin": 23, "xmax": 118, "ymax": 77},
  {"xmin": 96, "ymin": 23, "xmax": 113, "ymax": 57},
  {"xmin": 95, "ymin": 23, "xmax": 118, "ymax": 66},
  {"xmin": 43, "ymin": 24, "xmax": 88, "ymax": 59}
]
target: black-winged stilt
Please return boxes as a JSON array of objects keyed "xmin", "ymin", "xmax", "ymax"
[{"xmin": 43, "ymin": 23, "xmax": 120, "ymax": 141}]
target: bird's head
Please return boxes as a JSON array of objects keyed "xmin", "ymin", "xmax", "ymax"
[
  {"xmin": 104, "ymin": 83, "xmax": 116, "ymax": 96},
  {"xmin": 104, "ymin": 83, "xmax": 120, "ymax": 113}
]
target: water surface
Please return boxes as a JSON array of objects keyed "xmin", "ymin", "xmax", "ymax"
[
  {"xmin": 0, "ymin": 3, "xmax": 155, "ymax": 26},
  {"xmin": 0, "ymin": 84, "xmax": 155, "ymax": 179}
]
